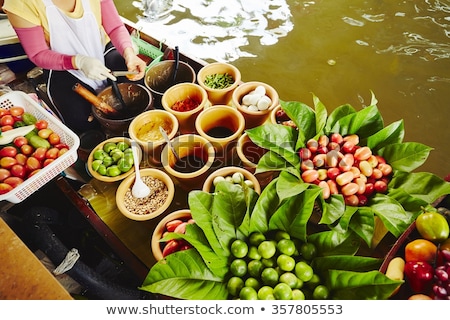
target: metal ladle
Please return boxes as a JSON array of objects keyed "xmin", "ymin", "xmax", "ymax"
[
  {"xmin": 130, "ymin": 140, "xmax": 151, "ymax": 198},
  {"xmin": 159, "ymin": 126, "xmax": 180, "ymax": 161}
]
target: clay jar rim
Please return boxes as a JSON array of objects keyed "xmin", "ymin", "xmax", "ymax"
[
  {"xmin": 151, "ymin": 209, "xmax": 192, "ymax": 261},
  {"xmin": 161, "ymin": 134, "xmax": 216, "ymax": 179},
  {"xmin": 115, "ymin": 168, "xmax": 175, "ymax": 221},
  {"xmin": 87, "ymin": 137, "xmax": 142, "ymax": 182},
  {"xmin": 202, "ymin": 166, "xmax": 261, "ymax": 195},
  {"xmin": 194, "ymin": 105, "xmax": 245, "ymax": 146},
  {"xmin": 232, "ymin": 81, "xmax": 280, "ymax": 115},
  {"xmin": 128, "ymin": 109, "xmax": 179, "ymax": 149},
  {"xmin": 197, "ymin": 62, "xmax": 241, "ymax": 94},
  {"xmin": 236, "ymin": 132, "xmax": 258, "ymax": 170}
]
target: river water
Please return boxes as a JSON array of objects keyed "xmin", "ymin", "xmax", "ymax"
[{"xmin": 114, "ymin": 0, "xmax": 450, "ymax": 179}]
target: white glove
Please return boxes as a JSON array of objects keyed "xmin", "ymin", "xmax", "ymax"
[{"xmin": 74, "ymin": 55, "xmax": 117, "ymax": 81}]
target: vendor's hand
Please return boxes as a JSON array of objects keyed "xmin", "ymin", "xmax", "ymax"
[
  {"xmin": 123, "ymin": 48, "xmax": 146, "ymax": 81},
  {"xmin": 74, "ymin": 55, "xmax": 117, "ymax": 81}
]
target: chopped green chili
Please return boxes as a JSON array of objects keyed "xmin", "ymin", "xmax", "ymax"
[{"xmin": 203, "ymin": 73, "xmax": 235, "ymax": 89}]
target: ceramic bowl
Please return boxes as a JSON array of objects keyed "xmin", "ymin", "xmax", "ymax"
[
  {"xmin": 197, "ymin": 62, "xmax": 241, "ymax": 105},
  {"xmin": 232, "ymin": 81, "xmax": 279, "ymax": 129},
  {"xmin": 115, "ymin": 168, "xmax": 175, "ymax": 221},
  {"xmin": 128, "ymin": 109, "xmax": 179, "ymax": 166},
  {"xmin": 87, "ymin": 137, "xmax": 142, "ymax": 182},
  {"xmin": 202, "ymin": 166, "xmax": 261, "ymax": 194},
  {"xmin": 161, "ymin": 82, "xmax": 209, "ymax": 134},
  {"xmin": 151, "ymin": 209, "xmax": 192, "ymax": 261}
]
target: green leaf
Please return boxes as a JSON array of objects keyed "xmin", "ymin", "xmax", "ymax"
[
  {"xmin": 318, "ymin": 194, "xmax": 346, "ymax": 225},
  {"xmin": 366, "ymin": 120, "xmax": 404, "ymax": 151},
  {"xmin": 249, "ymin": 178, "xmax": 279, "ymax": 234},
  {"xmin": 349, "ymin": 207, "xmax": 375, "ymax": 247},
  {"xmin": 308, "ymin": 226, "xmax": 361, "ymax": 256},
  {"xmin": 276, "ymin": 171, "xmax": 309, "ymax": 201},
  {"xmin": 389, "ymin": 171, "xmax": 450, "ymax": 204},
  {"xmin": 269, "ymin": 188, "xmax": 322, "ymax": 241},
  {"xmin": 313, "ymin": 255, "xmax": 383, "ymax": 274},
  {"xmin": 188, "ymin": 191, "xmax": 225, "ymax": 256},
  {"xmin": 370, "ymin": 194, "xmax": 414, "ymax": 238},
  {"xmin": 210, "ymin": 182, "xmax": 248, "ymax": 253},
  {"xmin": 329, "ymin": 105, "xmax": 384, "ymax": 138},
  {"xmin": 281, "ymin": 100, "xmax": 316, "ymax": 146},
  {"xmin": 256, "ymin": 150, "xmax": 299, "ymax": 178},
  {"xmin": 325, "ymin": 104, "xmax": 356, "ymax": 133},
  {"xmin": 247, "ymin": 124, "xmax": 300, "ymax": 168},
  {"xmin": 328, "ymin": 270, "xmax": 403, "ymax": 300},
  {"xmin": 378, "ymin": 142, "xmax": 433, "ymax": 172},
  {"xmin": 141, "ymin": 249, "xmax": 228, "ymax": 300},
  {"xmin": 312, "ymin": 93, "xmax": 328, "ymax": 137}
]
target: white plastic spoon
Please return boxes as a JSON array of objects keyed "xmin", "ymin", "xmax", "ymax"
[{"xmin": 130, "ymin": 140, "xmax": 150, "ymax": 198}]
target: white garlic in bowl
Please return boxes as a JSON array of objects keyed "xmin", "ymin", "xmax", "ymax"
[{"xmin": 241, "ymin": 89, "xmax": 273, "ymax": 111}]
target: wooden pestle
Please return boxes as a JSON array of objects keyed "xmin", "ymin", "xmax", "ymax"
[{"xmin": 72, "ymin": 83, "xmax": 118, "ymax": 115}]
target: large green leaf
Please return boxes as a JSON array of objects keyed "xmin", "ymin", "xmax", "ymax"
[
  {"xmin": 312, "ymin": 93, "xmax": 328, "ymax": 137},
  {"xmin": 329, "ymin": 105, "xmax": 384, "ymax": 138},
  {"xmin": 247, "ymin": 124, "xmax": 300, "ymax": 168},
  {"xmin": 313, "ymin": 255, "xmax": 383, "ymax": 275},
  {"xmin": 318, "ymin": 194, "xmax": 346, "ymax": 225},
  {"xmin": 188, "ymin": 191, "xmax": 225, "ymax": 256},
  {"xmin": 324, "ymin": 104, "xmax": 356, "ymax": 133},
  {"xmin": 328, "ymin": 270, "xmax": 403, "ymax": 300},
  {"xmin": 249, "ymin": 178, "xmax": 279, "ymax": 234},
  {"xmin": 141, "ymin": 249, "xmax": 228, "ymax": 300},
  {"xmin": 276, "ymin": 171, "xmax": 309, "ymax": 201},
  {"xmin": 389, "ymin": 171, "xmax": 450, "ymax": 204},
  {"xmin": 378, "ymin": 142, "xmax": 433, "ymax": 172},
  {"xmin": 308, "ymin": 226, "xmax": 361, "ymax": 256},
  {"xmin": 281, "ymin": 100, "xmax": 316, "ymax": 146},
  {"xmin": 366, "ymin": 120, "xmax": 404, "ymax": 151},
  {"xmin": 349, "ymin": 207, "xmax": 376, "ymax": 247},
  {"xmin": 370, "ymin": 194, "xmax": 414, "ymax": 237},
  {"xmin": 256, "ymin": 150, "xmax": 299, "ymax": 178}
]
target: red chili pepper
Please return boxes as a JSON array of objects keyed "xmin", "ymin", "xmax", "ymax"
[{"xmin": 404, "ymin": 260, "xmax": 434, "ymax": 293}]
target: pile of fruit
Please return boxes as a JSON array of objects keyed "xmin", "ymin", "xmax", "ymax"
[
  {"xmin": 90, "ymin": 141, "xmax": 134, "ymax": 177},
  {"xmin": 0, "ymin": 106, "xmax": 68, "ymax": 194},
  {"xmin": 226, "ymin": 231, "xmax": 328, "ymax": 300},
  {"xmin": 299, "ymin": 133, "xmax": 392, "ymax": 206},
  {"xmin": 385, "ymin": 208, "xmax": 450, "ymax": 299}
]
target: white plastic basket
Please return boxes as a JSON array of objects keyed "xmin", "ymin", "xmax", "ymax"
[{"xmin": 0, "ymin": 91, "xmax": 80, "ymax": 203}]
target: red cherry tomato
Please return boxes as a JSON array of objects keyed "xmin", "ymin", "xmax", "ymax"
[
  {"xmin": 10, "ymin": 164, "xmax": 26, "ymax": 179},
  {"xmin": 25, "ymin": 156, "xmax": 41, "ymax": 171},
  {"xmin": 3, "ymin": 176, "xmax": 23, "ymax": 188},
  {"xmin": 0, "ymin": 146, "xmax": 18, "ymax": 158},
  {"xmin": 32, "ymin": 147, "xmax": 47, "ymax": 162},
  {"xmin": 35, "ymin": 119, "xmax": 48, "ymax": 130},
  {"xmin": 0, "ymin": 182, "xmax": 13, "ymax": 194},
  {"xmin": 0, "ymin": 168, "xmax": 11, "ymax": 181},
  {"xmin": 0, "ymin": 115, "xmax": 14, "ymax": 127},
  {"xmin": 9, "ymin": 106, "xmax": 25, "ymax": 117},
  {"xmin": 20, "ymin": 144, "xmax": 34, "ymax": 156},
  {"xmin": 48, "ymin": 133, "xmax": 61, "ymax": 145},
  {"xmin": 13, "ymin": 136, "xmax": 28, "ymax": 148},
  {"xmin": 0, "ymin": 108, "xmax": 10, "ymax": 117}
]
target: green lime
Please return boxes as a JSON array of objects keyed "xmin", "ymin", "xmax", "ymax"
[
  {"xmin": 294, "ymin": 261, "xmax": 314, "ymax": 282},
  {"xmin": 277, "ymin": 254, "xmax": 296, "ymax": 272},
  {"xmin": 258, "ymin": 240, "xmax": 276, "ymax": 259},
  {"xmin": 247, "ymin": 260, "xmax": 264, "ymax": 278},
  {"xmin": 277, "ymin": 239, "xmax": 296, "ymax": 256},
  {"xmin": 312, "ymin": 284, "xmax": 329, "ymax": 300},
  {"xmin": 292, "ymin": 289, "xmax": 306, "ymax": 300},
  {"xmin": 261, "ymin": 267, "xmax": 279, "ymax": 286},
  {"xmin": 275, "ymin": 230, "xmax": 291, "ymax": 241},
  {"xmin": 249, "ymin": 232, "xmax": 266, "ymax": 247},
  {"xmin": 106, "ymin": 165, "xmax": 121, "ymax": 177},
  {"xmin": 279, "ymin": 272, "xmax": 300, "ymax": 289},
  {"xmin": 247, "ymin": 246, "xmax": 261, "ymax": 260},
  {"xmin": 91, "ymin": 159, "xmax": 103, "ymax": 172},
  {"xmin": 306, "ymin": 274, "xmax": 321, "ymax": 290},
  {"xmin": 244, "ymin": 277, "xmax": 260, "ymax": 291},
  {"xmin": 116, "ymin": 141, "xmax": 129, "ymax": 152},
  {"xmin": 231, "ymin": 239, "xmax": 249, "ymax": 258},
  {"xmin": 227, "ymin": 276, "xmax": 244, "ymax": 297},
  {"xmin": 261, "ymin": 257, "xmax": 276, "ymax": 267},
  {"xmin": 230, "ymin": 258, "xmax": 247, "ymax": 277},
  {"xmin": 258, "ymin": 286, "xmax": 275, "ymax": 300},
  {"xmin": 93, "ymin": 149, "xmax": 107, "ymax": 160},
  {"xmin": 273, "ymin": 282, "xmax": 293, "ymax": 300},
  {"xmin": 103, "ymin": 142, "xmax": 117, "ymax": 153},
  {"xmin": 239, "ymin": 286, "xmax": 258, "ymax": 300},
  {"xmin": 300, "ymin": 242, "xmax": 317, "ymax": 261}
]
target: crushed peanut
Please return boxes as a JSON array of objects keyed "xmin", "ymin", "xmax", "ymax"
[{"xmin": 122, "ymin": 176, "xmax": 169, "ymax": 215}]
